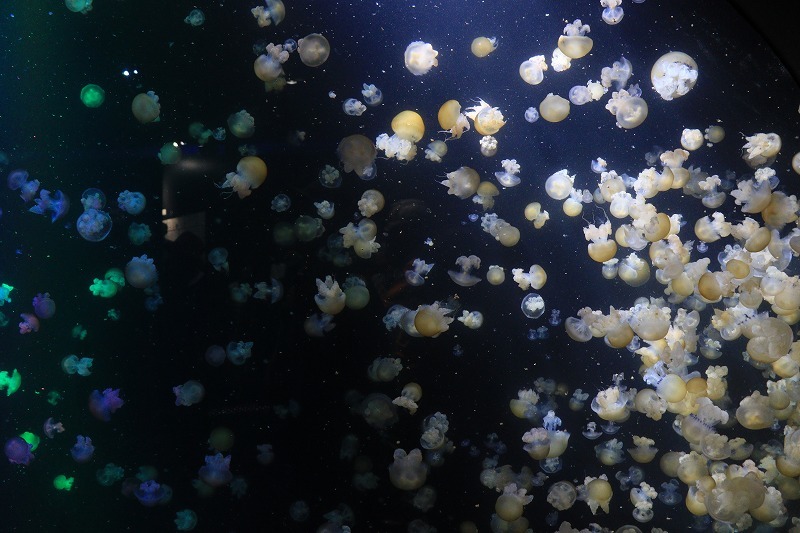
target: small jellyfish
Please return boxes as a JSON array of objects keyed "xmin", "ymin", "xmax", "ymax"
[
  {"xmin": 128, "ymin": 223, "xmax": 151, "ymax": 245},
  {"xmin": 697, "ymin": 242, "xmax": 708, "ymax": 253},
  {"xmin": 495, "ymin": 159, "xmax": 521, "ymax": 187},
  {"xmin": 548, "ymin": 309, "xmax": 561, "ymax": 326},
  {"xmin": 118, "ymin": 191, "xmax": 146, "ymax": 215},
  {"xmin": 405, "ymin": 259, "xmax": 434, "ymax": 286},
  {"xmin": 89, "ymin": 388, "xmax": 124, "ymax": 421},
  {"xmin": 342, "ymin": 98, "xmax": 367, "ymax": 116},
  {"xmin": 404, "ymin": 41, "xmax": 438, "ymax": 75},
  {"xmin": 32, "ymin": 293, "xmax": 56, "ymax": 319},
  {"xmin": 524, "ymin": 107, "xmax": 540, "ymax": 123},
  {"xmin": 19, "ymin": 313, "xmax": 39, "ymax": 334},
  {"xmin": 80, "ymin": 188, "xmax": 105, "ymax": 210},
  {"xmin": 30, "ymin": 190, "xmax": 70, "ymax": 222},
  {"xmin": 361, "ymin": 83, "xmax": 383, "ymax": 106},
  {"xmin": 452, "ymin": 344, "xmax": 464, "ymax": 357},
  {"xmin": 318, "ymin": 165, "xmax": 342, "ymax": 188},
  {"xmin": 601, "ymin": 0, "xmax": 624, "ymax": 24},
  {"xmin": 226, "ymin": 341, "xmax": 253, "ymax": 365},
  {"xmin": 271, "ymin": 193, "xmax": 291, "ymax": 212},
  {"xmin": 131, "ymin": 91, "xmax": 160, "ymax": 124},
  {"xmin": 184, "ymin": 8, "xmax": 205, "ymax": 26},
  {"xmin": 519, "ymin": 56, "xmax": 548, "ymax": 85},
  {"xmin": 199, "ymin": 453, "xmax": 233, "ymax": 487},
  {"xmin": 70, "ymin": 435, "xmax": 95, "ymax": 463},
  {"xmin": 43, "ymin": 417, "xmax": 65, "ymax": 438},
  {"xmin": 521, "ymin": 293, "xmax": 545, "ymax": 319},
  {"xmin": 208, "ymin": 248, "xmax": 229, "ymax": 272},
  {"xmin": 174, "ymin": 510, "xmax": 198, "ymax": 531},
  {"xmin": 173, "ymin": 380, "xmax": 205, "ymax": 407},
  {"xmin": 135, "ymin": 480, "xmax": 169, "ymax": 507}
]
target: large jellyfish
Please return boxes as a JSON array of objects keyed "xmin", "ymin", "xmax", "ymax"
[
  {"xmin": 337, "ymin": 135, "xmax": 377, "ymax": 179},
  {"xmin": 77, "ymin": 209, "xmax": 112, "ymax": 242},
  {"xmin": 298, "ymin": 33, "xmax": 330, "ymax": 67},
  {"xmin": 404, "ymin": 41, "xmax": 438, "ymax": 75},
  {"xmin": 89, "ymin": 388, "xmax": 124, "ymax": 421},
  {"xmin": 651, "ymin": 52, "xmax": 698, "ymax": 100},
  {"xmin": 131, "ymin": 91, "xmax": 160, "ymax": 124},
  {"xmin": 218, "ymin": 156, "xmax": 267, "ymax": 199},
  {"xmin": 5, "ymin": 436, "xmax": 34, "ymax": 465},
  {"xmin": 125, "ymin": 255, "xmax": 158, "ymax": 289}
]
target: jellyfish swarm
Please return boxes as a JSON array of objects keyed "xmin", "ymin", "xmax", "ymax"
[
  {"xmin": 173, "ymin": 380, "xmax": 205, "ymax": 406},
  {"xmin": 404, "ymin": 41, "xmax": 438, "ymax": 75},
  {"xmin": 199, "ymin": 453, "xmax": 233, "ymax": 487},
  {"xmin": 32, "ymin": 293, "xmax": 55, "ymax": 319},
  {"xmin": 70, "ymin": 435, "xmax": 95, "ymax": 463},
  {"xmin": 218, "ymin": 156, "xmax": 267, "ymax": 198},
  {"xmin": 118, "ymin": 190, "xmax": 146, "ymax": 215},
  {"xmin": 18, "ymin": 313, "xmax": 39, "ymax": 334},
  {"xmin": 5, "ymin": 436, "xmax": 34, "ymax": 464},
  {"xmin": 125, "ymin": 255, "xmax": 158, "ymax": 289},
  {"xmin": 30, "ymin": 190, "xmax": 70, "ymax": 222},
  {"xmin": 77, "ymin": 209, "xmax": 112, "ymax": 242},
  {"xmin": 89, "ymin": 388, "xmax": 124, "ymax": 421},
  {"xmin": 8, "ymin": 169, "xmax": 40, "ymax": 202}
]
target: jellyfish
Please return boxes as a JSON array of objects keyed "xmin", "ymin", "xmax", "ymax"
[
  {"xmin": 173, "ymin": 380, "xmax": 205, "ymax": 406},
  {"xmin": 548, "ymin": 481, "xmax": 577, "ymax": 511},
  {"xmin": 405, "ymin": 259, "xmax": 434, "ymax": 286},
  {"xmin": 7, "ymin": 169, "xmax": 40, "ymax": 201},
  {"xmin": 481, "ymin": 213, "xmax": 520, "ymax": 247},
  {"xmin": 524, "ymin": 107, "xmax": 539, "ymax": 123},
  {"xmin": 29, "ymin": 189, "xmax": 70, "ymax": 222},
  {"xmin": 651, "ymin": 51, "xmax": 698, "ymax": 100},
  {"xmin": 96, "ymin": 463, "xmax": 124, "ymax": 486},
  {"xmin": 31, "ymin": 292, "xmax": 55, "ymax": 319},
  {"xmin": 601, "ymin": 0, "xmax": 624, "ymax": 24},
  {"xmin": 558, "ymin": 20, "xmax": 593, "ymax": 58},
  {"xmin": 174, "ymin": 510, "xmax": 198, "ymax": 531},
  {"xmin": 337, "ymin": 134, "xmax": 377, "ymax": 179},
  {"xmin": 118, "ymin": 190, "xmax": 146, "ymax": 215},
  {"xmin": 227, "ymin": 110, "xmax": 255, "ymax": 138},
  {"xmin": 88, "ymin": 388, "xmax": 124, "ymax": 421},
  {"xmin": 404, "ymin": 41, "xmax": 438, "ymax": 75},
  {"xmin": 125, "ymin": 255, "xmax": 158, "ymax": 289},
  {"xmin": 680, "ymin": 128, "xmax": 704, "ymax": 151},
  {"xmin": 61, "ymin": 355, "xmax": 93, "ymax": 376},
  {"xmin": 53, "ymin": 475, "xmax": 74, "ymax": 491},
  {"xmin": 43, "ymin": 418, "xmax": 64, "ymax": 438},
  {"xmin": 253, "ymin": 43, "xmax": 289, "ymax": 81},
  {"xmin": 197, "ymin": 453, "xmax": 233, "ymax": 487},
  {"xmin": 184, "ymin": 8, "xmax": 204, "ymax": 26},
  {"xmin": 595, "ymin": 439, "xmax": 625, "ymax": 465},
  {"xmin": 388, "ymin": 448, "xmax": 428, "ymax": 490},
  {"xmin": 479, "ymin": 135, "xmax": 498, "ymax": 157},
  {"xmin": 79, "ymin": 84, "xmax": 105, "ymax": 109},
  {"xmin": 342, "ymin": 98, "xmax": 367, "ymax": 116},
  {"xmin": 298, "ymin": 33, "xmax": 330, "ymax": 67},
  {"xmin": 447, "ymin": 255, "xmax": 482, "ymax": 286},
  {"xmin": 605, "ymin": 86, "xmax": 648, "ymax": 129},
  {"xmin": 135, "ymin": 480, "xmax": 169, "ymax": 507},
  {"xmin": 226, "ymin": 341, "xmax": 253, "ymax": 365},
  {"xmin": 658, "ymin": 479, "xmax": 681, "ymax": 505},
  {"xmin": 127, "ymin": 223, "xmax": 151, "ymax": 245},
  {"xmin": 519, "ymin": 56, "xmax": 548, "ymax": 85},
  {"xmin": 271, "ymin": 194, "xmax": 291, "ymax": 212},
  {"xmin": 583, "ymin": 476, "xmax": 613, "ymax": 515},
  {"xmin": 439, "ymin": 166, "xmax": 479, "ymax": 199},
  {"xmin": 471, "ymin": 36, "xmax": 497, "ymax": 57},
  {"xmin": 131, "ymin": 91, "xmax": 160, "ymax": 124},
  {"xmin": 360, "ymin": 83, "xmax": 383, "ymax": 106},
  {"xmin": 358, "ymin": 189, "xmax": 385, "ymax": 217},
  {"xmin": 70, "ymin": 435, "xmax": 95, "ymax": 463},
  {"xmin": 251, "ymin": 0, "xmax": 284, "ymax": 26},
  {"xmin": 511, "ymin": 265, "xmax": 547, "ymax": 290},
  {"xmin": 521, "ymin": 293, "xmax": 545, "ymax": 319},
  {"xmin": 465, "ymin": 99, "xmax": 506, "ymax": 135},
  {"xmin": 65, "ymin": 0, "xmax": 93, "ymax": 14},
  {"xmin": 601, "ymin": 56, "xmax": 633, "ymax": 89},
  {"xmin": 5, "ymin": 436, "xmax": 34, "ymax": 465},
  {"xmin": 413, "ymin": 303, "xmax": 454, "ymax": 337},
  {"xmin": 436, "ymin": 100, "xmax": 470, "ymax": 139},
  {"xmin": 318, "ymin": 165, "xmax": 342, "ymax": 188},
  {"xmin": 495, "ymin": 159, "xmax": 521, "ymax": 187},
  {"xmin": 314, "ymin": 276, "xmax": 346, "ymax": 315},
  {"xmin": 495, "ymin": 483, "xmax": 533, "ymax": 522},
  {"xmin": 458, "ymin": 310, "xmax": 484, "ymax": 329},
  {"xmin": 76, "ymin": 209, "xmax": 112, "ymax": 242},
  {"xmin": 18, "ymin": 313, "xmax": 39, "ymax": 334}
]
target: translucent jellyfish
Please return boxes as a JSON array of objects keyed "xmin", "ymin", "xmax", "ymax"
[
  {"xmin": 250, "ymin": 0, "xmax": 285, "ymax": 27},
  {"xmin": 253, "ymin": 43, "xmax": 289, "ymax": 82},
  {"xmin": 594, "ymin": 439, "xmax": 625, "ymax": 465},
  {"xmin": 96, "ymin": 463, "xmax": 124, "ymax": 486},
  {"xmin": 118, "ymin": 190, "xmax": 145, "ymax": 215},
  {"xmin": 558, "ymin": 20, "xmax": 593, "ymax": 58},
  {"xmin": 628, "ymin": 436, "xmax": 658, "ymax": 463},
  {"xmin": 479, "ymin": 135, "xmax": 498, "ymax": 157},
  {"xmin": 465, "ymin": 99, "xmax": 506, "ymax": 135},
  {"xmin": 30, "ymin": 189, "xmax": 70, "ymax": 222},
  {"xmin": 174, "ymin": 510, "xmax": 198, "ymax": 531},
  {"xmin": 601, "ymin": 0, "xmax": 624, "ymax": 24},
  {"xmin": 65, "ymin": 0, "xmax": 93, "ymax": 14},
  {"xmin": 88, "ymin": 388, "xmax": 124, "ymax": 421},
  {"xmin": 539, "ymin": 93, "xmax": 570, "ymax": 122},
  {"xmin": 337, "ymin": 135, "xmax": 377, "ymax": 179},
  {"xmin": 32, "ymin": 293, "xmax": 56, "ymax": 319},
  {"xmin": 318, "ymin": 165, "xmax": 342, "ymax": 188},
  {"xmin": 448, "ymin": 255, "xmax": 482, "ymax": 287},
  {"xmin": 5, "ymin": 436, "xmax": 34, "ymax": 465},
  {"xmin": 315, "ymin": 276, "xmax": 346, "ymax": 315},
  {"xmin": 298, "ymin": 33, "xmax": 330, "ymax": 67},
  {"xmin": 226, "ymin": 341, "xmax": 253, "ymax": 365},
  {"xmin": 218, "ymin": 156, "xmax": 267, "ymax": 199},
  {"xmin": 524, "ymin": 107, "xmax": 539, "ymax": 123},
  {"xmin": 125, "ymin": 255, "xmax": 158, "ymax": 289},
  {"xmin": 7, "ymin": 169, "xmax": 40, "ymax": 201},
  {"xmin": 61, "ymin": 355, "xmax": 93, "ymax": 376},
  {"xmin": 651, "ymin": 51, "xmax": 698, "ymax": 100},
  {"xmin": 548, "ymin": 481, "xmax": 577, "ymax": 510},
  {"xmin": 131, "ymin": 91, "xmax": 160, "ymax": 124},
  {"xmin": 481, "ymin": 213, "xmax": 520, "ymax": 247},
  {"xmin": 70, "ymin": 435, "xmax": 95, "ymax": 463},
  {"xmin": 658, "ymin": 480, "xmax": 681, "ymax": 505},
  {"xmin": 361, "ymin": 83, "xmax": 383, "ymax": 105},
  {"xmin": 605, "ymin": 86, "xmax": 648, "ymax": 129},
  {"xmin": 511, "ymin": 265, "xmax": 547, "ymax": 290},
  {"xmin": 583, "ymin": 476, "xmax": 613, "ymax": 514},
  {"xmin": 43, "ymin": 418, "xmax": 65, "ymax": 438},
  {"xmin": 680, "ymin": 128, "xmax": 704, "ymax": 150},
  {"xmin": 392, "ymin": 382, "xmax": 422, "ymax": 414},
  {"xmin": 458, "ymin": 310, "xmax": 483, "ymax": 329},
  {"xmin": 126, "ymin": 222, "xmax": 150, "ymax": 245},
  {"xmin": 630, "ymin": 482, "xmax": 657, "ymax": 523},
  {"xmin": 405, "ymin": 259, "xmax": 434, "ymax": 286},
  {"xmin": 601, "ymin": 56, "xmax": 632, "ymax": 90},
  {"xmin": 424, "ymin": 140, "xmax": 448, "ymax": 162},
  {"xmin": 486, "ymin": 265, "xmax": 505, "ymax": 285},
  {"xmin": 437, "ymin": 100, "xmax": 471, "ymax": 139},
  {"xmin": 199, "ymin": 453, "xmax": 232, "ymax": 487},
  {"xmin": 342, "ymin": 98, "xmax": 367, "ymax": 116},
  {"xmin": 519, "ymin": 56, "xmax": 548, "ymax": 85},
  {"xmin": 388, "ymin": 448, "xmax": 427, "ymax": 490},
  {"xmin": 207, "ymin": 248, "xmax": 229, "ymax": 272},
  {"xmin": 184, "ymin": 9, "xmax": 204, "ymax": 26},
  {"xmin": 271, "ymin": 194, "xmax": 291, "ymax": 212},
  {"xmin": 18, "ymin": 313, "xmax": 39, "ymax": 334},
  {"xmin": 568, "ymin": 85, "xmax": 592, "ymax": 106},
  {"xmin": 173, "ymin": 380, "xmax": 205, "ymax": 406},
  {"xmin": 358, "ymin": 189, "xmax": 384, "ymax": 217},
  {"xmin": 227, "ymin": 110, "xmax": 255, "ymax": 138},
  {"xmin": 521, "ymin": 293, "xmax": 545, "ymax": 319},
  {"xmin": 471, "ymin": 36, "xmax": 497, "ymax": 57},
  {"xmin": 495, "ymin": 159, "xmax": 521, "ymax": 187},
  {"xmin": 550, "ymin": 48, "xmax": 572, "ymax": 72},
  {"xmin": 404, "ymin": 41, "xmax": 438, "ymax": 75},
  {"xmin": 313, "ymin": 200, "xmax": 335, "ymax": 220},
  {"xmin": 544, "ymin": 169, "xmax": 575, "ymax": 200}
]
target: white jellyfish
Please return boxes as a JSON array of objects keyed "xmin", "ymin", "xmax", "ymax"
[
  {"xmin": 405, "ymin": 259, "xmax": 434, "ymax": 286},
  {"xmin": 524, "ymin": 107, "xmax": 540, "ymax": 123},
  {"xmin": 479, "ymin": 135, "xmax": 498, "ymax": 157},
  {"xmin": 495, "ymin": 159, "xmax": 521, "ymax": 187},
  {"xmin": 680, "ymin": 128, "xmax": 704, "ymax": 150},
  {"xmin": 605, "ymin": 85, "xmax": 648, "ymax": 129},
  {"xmin": 568, "ymin": 85, "xmax": 592, "ymax": 106},
  {"xmin": 651, "ymin": 51, "xmax": 698, "ymax": 100},
  {"xmin": 600, "ymin": 56, "xmax": 632, "ymax": 89},
  {"xmin": 342, "ymin": 98, "xmax": 367, "ymax": 116},
  {"xmin": 601, "ymin": 0, "xmax": 624, "ymax": 24},
  {"xmin": 404, "ymin": 41, "xmax": 439, "ymax": 75},
  {"xmin": 360, "ymin": 83, "xmax": 383, "ymax": 105},
  {"xmin": 519, "ymin": 56, "xmax": 548, "ymax": 85}
]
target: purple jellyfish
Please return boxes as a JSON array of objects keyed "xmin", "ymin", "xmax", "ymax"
[
  {"xmin": 134, "ymin": 480, "xmax": 168, "ymax": 507},
  {"xmin": 76, "ymin": 208, "xmax": 112, "ymax": 242},
  {"xmin": 198, "ymin": 453, "xmax": 233, "ymax": 487},
  {"xmin": 43, "ymin": 417, "xmax": 65, "ymax": 438},
  {"xmin": 118, "ymin": 190, "xmax": 146, "ymax": 215},
  {"xmin": 7, "ymin": 169, "xmax": 40, "ymax": 202},
  {"xmin": 4, "ymin": 436, "xmax": 34, "ymax": 465},
  {"xmin": 19, "ymin": 313, "xmax": 40, "ymax": 334},
  {"xmin": 89, "ymin": 388, "xmax": 124, "ymax": 421},
  {"xmin": 32, "ymin": 293, "xmax": 56, "ymax": 319},
  {"xmin": 70, "ymin": 435, "xmax": 95, "ymax": 463},
  {"xmin": 29, "ymin": 189, "xmax": 70, "ymax": 222},
  {"xmin": 125, "ymin": 255, "xmax": 158, "ymax": 289}
]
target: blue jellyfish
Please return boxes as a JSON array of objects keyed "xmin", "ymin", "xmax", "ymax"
[
  {"xmin": 77, "ymin": 209, "xmax": 112, "ymax": 241},
  {"xmin": 70, "ymin": 435, "xmax": 95, "ymax": 463}
]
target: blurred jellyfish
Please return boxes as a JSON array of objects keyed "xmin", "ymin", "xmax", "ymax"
[
  {"xmin": 135, "ymin": 480, "xmax": 170, "ymax": 507},
  {"xmin": 319, "ymin": 165, "xmax": 342, "ymax": 188},
  {"xmin": 5, "ymin": 436, "xmax": 34, "ymax": 465},
  {"xmin": 128, "ymin": 223, "xmax": 151, "ymax": 245},
  {"xmin": 125, "ymin": 255, "xmax": 158, "ymax": 289},
  {"xmin": 207, "ymin": 248, "xmax": 229, "ymax": 272},
  {"xmin": 548, "ymin": 309, "xmax": 561, "ymax": 326},
  {"xmin": 524, "ymin": 107, "xmax": 540, "ymax": 123},
  {"xmin": 131, "ymin": 91, "xmax": 160, "ymax": 124},
  {"xmin": 43, "ymin": 417, "xmax": 65, "ymax": 438},
  {"xmin": 95, "ymin": 463, "xmax": 124, "ymax": 485},
  {"xmin": 199, "ymin": 453, "xmax": 233, "ymax": 487},
  {"xmin": 405, "ymin": 259, "xmax": 434, "ymax": 286},
  {"xmin": 271, "ymin": 194, "xmax": 291, "ymax": 212},
  {"xmin": 118, "ymin": 191, "xmax": 146, "ymax": 215},
  {"xmin": 173, "ymin": 380, "xmax": 205, "ymax": 406},
  {"xmin": 61, "ymin": 355, "xmax": 93, "ymax": 376},
  {"xmin": 32, "ymin": 293, "xmax": 56, "ymax": 319},
  {"xmin": 18, "ymin": 313, "xmax": 39, "ymax": 334},
  {"xmin": 77, "ymin": 209, "xmax": 112, "ymax": 242},
  {"xmin": 251, "ymin": 0, "xmax": 285, "ymax": 27},
  {"xmin": 601, "ymin": 0, "xmax": 624, "ymax": 24},
  {"xmin": 70, "ymin": 435, "xmax": 95, "ymax": 463},
  {"xmin": 226, "ymin": 341, "xmax": 254, "ymax": 365},
  {"xmin": 80, "ymin": 188, "xmax": 105, "ymax": 210},
  {"xmin": 184, "ymin": 9, "xmax": 204, "ymax": 26},
  {"xmin": 89, "ymin": 388, "xmax": 124, "ymax": 421},
  {"xmin": 65, "ymin": 0, "xmax": 93, "ymax": 14},
  {"xmin": 227, "ymin": 110, "xmax": 255, "ymax": 138}
]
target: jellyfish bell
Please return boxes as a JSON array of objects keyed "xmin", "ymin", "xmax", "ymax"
[
  {"xmin": 651, "ymin": 51, "xmax": 698, "ymax": 101},
  {"xmin": 539, "ymin": 93, "xmax": 570, "ymax": 123},
  {"xmin": 131, "ymin": 92, "xmax": 160, "ymax": 124},
  {"xmin": 404, "ymin": 41, "xmax": 439, "ymax": 75},
  {"xmin": 520, "ymin": 293, "xmax": 545, "ymax": 319},
  {"xmin": 391, "ymin": 110, "xmax": 425, "ymax": 142},
  {"xmin": 337, "ymin": 134, "xmax": 377, "ymax": 179},
  {"xmin": 470, "ymin": 37, "xmax": 497, "ymax": 58},
  {"xmin": 519, "ymin": 56, "xmax": 548, "ymax": 85},
  {"xmin": 298, "ymin": 33, "xmax": 330, "ymax": 67},
  {"xmin": 557, "ymin": 20, "xmax": 593, "ymax": 59}
]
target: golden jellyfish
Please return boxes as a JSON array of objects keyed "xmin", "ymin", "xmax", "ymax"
[
  {"xmin": 704, "ymin": 124, "xmax": 725, "ymax": 144},
  {"xmin": 413, "ymin": 303, "xmax": 454, "ymax": 337},
  {"xmin": 495, "ymin": 484, "xmax": 533, "ymax": 522},
  {"xmin": 437, "ymin": 100, "xmax": 470, "ymax": 139},
  {"xmin": 558, "ymin": 19, "xmax": 593, "ymax": 59},
  {"xmin": 735, "ymin": 391, "xmax": 776, "ymax": 430},
  {"xmin": 388, "ymin": 448, "xmax": 428, "ymax": 490},
  {"xmin": 628, "ymin": 436, "xmax": 658, "ymax": 463},
  {"xmin": 253, "ymin": 46, "xmax": 288, "ymax": 82},
  {"xmin": 565, "ymin": 316, "xmax": 592, "ymax": 342},
  {"xmin": 475, "ymin": 181, "xmax": 499, "ymax": 209},
  {"xmin": 742, "ymin": 132, "xmax": 782, "ymax": 167},
  {"xmin": 642, "ymin": 212, "xmax": 671, "ymax": 242},
  {"xmin": 404, "ymin": 41, "xmax": 439, "ymax": 75},
  {"xmin": 337, "ymin": 134, "xmax": 377, "ymax": 179},
  {"xmin": 314, "ymin": 276, "xmax": 346, "ymax": 315},
  {"xmin": 680, "ymin": 128, "xmax": 704, "ymax": 151},
  {"xmin": 544, "ymin": 169, "xmax": 575, "ymax": 200},
  {"xmin": 297, "ymin": 33, "xmax": 330, "ymax": 67},
  {"xmin": 792, "ymin": 151, "xmax": 800, "ymax": 175},
  {"xmin": 440, "ymin": 167, "xmax": 479, "ymax": 199},
  {"xmin": 595, "ymin": 439, "xmax": 625, "ymax": 465},
  {"xmin": 343, "ymin": 277, "xmax": 370, "ymax": 310},
  {"xmin": 391, "ymin": 110, "xmax": 425, "ymax": 142},
  {"xmin": 482, "ymin": 214, "xmax": 520, "ymax": 247},
  {"xmin": 585, "ymin": 476, "xmax": 613, "ymax": 515},
  {"xmin": 591, "ymin": 385, "xmax": 632, "ymax": 421},
  {"xmin": 470, "ymin": 36, "xmax": 497, "ymax": 57},
  {"xmin": 519, "ymin": 56, "xmax": 548, "ymax": 85},
  {"xmin": 584, "ymin": 221, "xmax": 617, "ymax": 263},
  {"xmin": 539, "ymin": 93, "xmax": 570, "ymax": 123},
  {"xmin": 358, "ymin": 189, "xmax": 385, "ymax": 217},
  {"xmin": 465, "ymin": 99, "xmax": 506, "ymax": 135},
  {"xmin": 131, "ymin": 91, "xmax": 160, "ymax": 124},
  {"xmin": 650, "ymin": 51, "xmax": 698, "ymax": 101},
  {"xmin": 219, "ymin": 156, "xmax": 268, "ymax": 199},
  {"xmin": 424, "ymin": 140, "xmax": 448, "ymax": 162},
  {"xmin": 618, "ymin": 253, "xmax": 651, "ymax": 287},
  {"xmin": 524, "ymin": 202, "xmax": 549, "ymax": 229},
  {"xmin": 486, "ymin": 265, "xmax": 505, "ymax": 285},
  {"xmin": 521, "ymin": 428, "xmax": 550, "ymax": 460},
  {"xmin": 227, "ymin": 109, "xmax": 255, "ymax": 138}
]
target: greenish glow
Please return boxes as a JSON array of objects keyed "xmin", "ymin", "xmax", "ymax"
[
  {"xmin": 89, "ymin": 278, "xmax": 118, "ymax": 298},
  {"xmin": 80, "ymin": 84, "xmax": 105, "ymax": 108},
  {"xmin": 20, "ymin": 431, "xmax": 40, "ymax": 451},
  {"xmin": 0, "ymin": 369, "xmax": 21, "ymax": 396},
  {"xmin": 0, "ymin": 282, "xmax": 13, "ymax": 305},
  {"xmin": 105, "ymin": 268, "xmax": 125, "ymax": 288},
  {"xmin": 53, "ymin": 475, "xmax": 74, "ymax": 491},
  {"xmin": 47, "ymin": 391, "xmax": 63, "ymax": 406}
]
